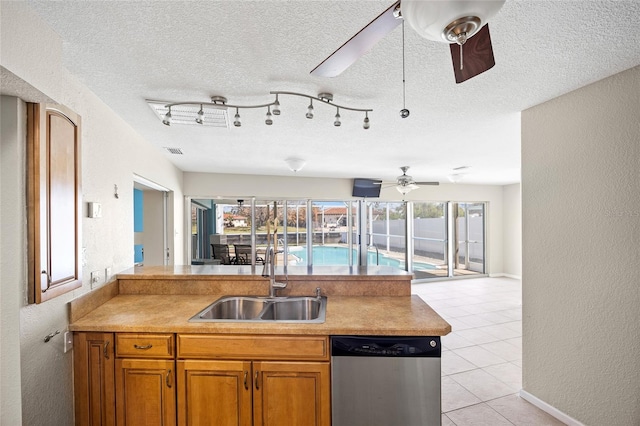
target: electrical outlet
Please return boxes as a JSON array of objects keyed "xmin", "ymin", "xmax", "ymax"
[
  {"xmin": 63, "ymin": 331, "xmax": 73, "ymax": 353},
  {"xmin": 105, "ymin": 267, "xmax": 112, "ymax": 282},
  {"xmin": 90, "ymin": 271, "xmax": 101, "ymax": 289}
]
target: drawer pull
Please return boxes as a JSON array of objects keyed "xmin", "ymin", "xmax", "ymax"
[
  {"xmin": 254, "ymin": 371, "xmax": 260, "ymax": 390},
  {"xmin": 104, "ymin": 341, "xmax": 110, "ymax": 359},
  {"xmin": 244, "ymin": 371, "xmax": 249, "ymax": 390},
  {"xmin": 133, "ymin": 344, "xmax": 153, "ymax": 350}
]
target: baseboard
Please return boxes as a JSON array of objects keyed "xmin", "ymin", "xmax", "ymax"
[
  {"xmin": 489, "ymin": 273, "xmax": 522, "ymax": 280},
  {"xmin": 519, "ymin": 390, "xmax": 585, "ymax": 426}
]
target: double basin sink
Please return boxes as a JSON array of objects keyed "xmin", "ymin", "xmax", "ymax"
[{"xmin": 190, "ymin": 295, "xmax": 327, "ymax": 323}]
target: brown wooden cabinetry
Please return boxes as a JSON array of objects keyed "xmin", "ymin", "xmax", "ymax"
[
  {"xmin": 176, "ymin": 335, "xmax": 330, "ymax": 426},
  {"xmin": 114, "ymin": 333, "xmax": 176, "ymax": 426},
  {"xmin": 73, "ymin": 332, "xmax": 115, "ymax": 426},
  {"xmin": 74, "ymin": 333, "xmax": 330, "ymax": 426}
]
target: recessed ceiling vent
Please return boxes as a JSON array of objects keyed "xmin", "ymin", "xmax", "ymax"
[
  {"xmin": 147, "ymin": 100, "xmax": 229, "ymax": 128},
  {"xmin": 164, "ymin": 147, "xmax": 184, "ymax": 155}
]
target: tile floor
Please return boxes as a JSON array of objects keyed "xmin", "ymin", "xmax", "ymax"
[{"xmin": 412, "ymin": 277, "xmax": 566, "ymax": 426}]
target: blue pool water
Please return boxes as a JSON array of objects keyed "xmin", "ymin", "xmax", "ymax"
[{"xmin": 288, "ymin": 245, "xmax": 434, "ymax": 270}]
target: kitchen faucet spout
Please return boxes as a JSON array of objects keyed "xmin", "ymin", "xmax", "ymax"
[{"xmin": 263, "ymin": 246, "xmax": 287, "ymax": 297}]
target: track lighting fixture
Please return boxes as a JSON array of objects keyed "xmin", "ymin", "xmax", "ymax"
[
  {"xmin": 272, "ymin": 95, "xmax": 281, "ymax": 115},
  {"xmin": 162, "ymin": 108, "xmax": 172, "ymax": 126},
  {"xmin": 195, "ymin": 105, "xmax": 204, "ymax": 124},
  {"xmin": 148, "ymin": 91, "xmax": 371, "ymax": 129},
  {"xmin": 334, "ymin": 108, "xmax": 341, "ymax": 127},
  {"xmin": 265, "ymin": 106, "xmax": 273, "ymax": 125},
  {"xmin": 306, "ymin": 99, "xmax": 314, "ymax": 119},
  {"xmin": 233, "ymin": 108, "xmax": 241, "ymax": 127}
]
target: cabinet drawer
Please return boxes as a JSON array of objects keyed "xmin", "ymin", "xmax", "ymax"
[
  {"xmin": 177, "ymin": 335, "xmax": 329, "ymax": 361},
  {"xmin": 116, "ymin": 333, "xmax": 175, "ymax": 359}
]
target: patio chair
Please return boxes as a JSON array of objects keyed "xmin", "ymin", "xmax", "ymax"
[
  {"xmin": 211, "ymin": 244, "xmax": 234, "ymax": 265},
  {"xmin": 233, "ymin": 244, "xmax": 265, "ymax": 265}
]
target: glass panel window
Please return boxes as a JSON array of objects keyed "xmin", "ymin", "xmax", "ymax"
[
  {"xmin": 453, "ymin": 202, "xmax": 486, "ymax": 276},
  {"xmin": 412, "ymin": 202, "xmax": 448, "ymax": 279},
  {"xmin": 370, "ymin": 202, "xmax": 406, "ymax": 270}
]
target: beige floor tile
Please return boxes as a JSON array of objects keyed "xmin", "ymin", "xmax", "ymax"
[
  {"xmin": 441, "ymin": 376, "xmax": 482, "ymax": 412},
  {"xmin": 442, "ymin": 350, "xmax": 477, "ymax": 375},
  {"xmin": 455, "ymin": 328, "xmax": 501, "ymax": 345},
  {"xmin": 442, "ymin": 332, "xmax": 475, "ymax": 350},
  {"xmin": 441, "ymin": 414, "xmax": 456, "ymax": 426},
  {"xmin": 483, "ymin": 362, "xmax": 522, "ymax": 390},
  {"xmin": 487, "ymin": 394, "xmax": 567, "ymax": 426},
  {"xmin": 445, "ymin": 403, "xmax": 513, "ymax": 425},
  {"xmin": 452, "ymin": 345, "xmax": 507, "ymax": 368},
  {"xmin": 477, "ymin": 323, "xmax": 522, "ymax": 340},
  {"xmin": 479, "ymin": 340, "xmax": 522, "ymax": 361},
  {"xmin": 455, "ymin": 313, "xmax": 495, "ymax": 328},
  {"xmin": 450, "ymin": 369, "xmax": 515, "ymax": 401}
]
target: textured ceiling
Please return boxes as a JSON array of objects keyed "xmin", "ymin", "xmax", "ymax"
[{"xmin": 24, "ymin": 0, "xmax": 640, "ymax": 185}]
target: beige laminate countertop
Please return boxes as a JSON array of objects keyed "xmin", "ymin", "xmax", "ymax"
[
  {"xmin": 69, "ymin": 294, "xmax": 450, "ymax": 336},
  {"xmin": 69, "ymin": 266, "xmax": 450, "ymax": 336}
]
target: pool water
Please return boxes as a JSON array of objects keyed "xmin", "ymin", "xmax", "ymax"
[{"xmin": 288, "ymin": 245, "xmax": 434, "ymax": 270}]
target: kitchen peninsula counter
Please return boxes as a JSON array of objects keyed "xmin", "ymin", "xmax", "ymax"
[{"xmin": 69, "ymin": 265, "xmax": 451, "ymax": 337}]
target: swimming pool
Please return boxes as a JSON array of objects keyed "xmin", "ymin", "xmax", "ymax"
[{"xmin": 287, "ymin": 245, "xmax": 435, "ymax": 270}]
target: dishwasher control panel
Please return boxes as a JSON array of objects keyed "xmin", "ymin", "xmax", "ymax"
[{"xmin": 331, "ymin": 336, "xmax": 441, "ymax": 357}]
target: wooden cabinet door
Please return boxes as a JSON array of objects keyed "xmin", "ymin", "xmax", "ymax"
[
  {"xmin": 115, "ymin": 359, "xmax": 176, "ymax": 426},
  {"xmin": 253, "ymin": 361, "xmax": 330, "ymax": 426},
  {"xmin": 27, "ymin": 103, "xmax": 82, "ymax": 303},
  {"xmin": 177, "ymin": 360, "xmax": 252, "ymax": 426},
  {"xmin": 73, "ymin": 332, "xmax": 115, "ymax": 426}
]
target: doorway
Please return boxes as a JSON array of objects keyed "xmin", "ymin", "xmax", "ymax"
[{"xmin": 133, "ymin": 175, "xmax": 172, "ymax": 266}]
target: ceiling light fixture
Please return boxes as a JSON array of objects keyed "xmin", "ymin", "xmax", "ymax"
[
  {"xmin": 152, "ymin": 91, "xmax": 371, "ymax": 128},
  {"xmin": 285, "ymin": 157, "xmax": 306, "ymax": 173}
]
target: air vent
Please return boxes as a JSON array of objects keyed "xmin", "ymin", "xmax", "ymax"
[
  {"xmin": 164, "ymin": 147, "xmax": 184, "ymax": 155},
  {"xmin": 147, "ymin": 100, "xmax": 229, "ymax": 128}
]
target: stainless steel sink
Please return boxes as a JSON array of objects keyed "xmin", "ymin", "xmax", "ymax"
[{"xmin": 190, "ymin": 296, "xmax": 326, "ymax": 323}]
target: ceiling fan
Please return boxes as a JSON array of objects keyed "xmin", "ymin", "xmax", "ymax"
[
  {"xmin": 310, "ymin": 0, "xmax": 505, "ymax": 83},
  {"xmin": 380, "ymin": 166, "xmax": 440, "ymax": 195}
]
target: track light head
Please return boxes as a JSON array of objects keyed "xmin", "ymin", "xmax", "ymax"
[
  {"xmin": 162, "ymin": 109, "xmax": 172, "ymax": 126},
  {"xmin": 363, "ymin": 112, "xmax": 370, "ymax": 129},
  {"xmin": 195, "ymin": 106, "xmax": 204, "ymax": 124},
  {"xmin": 233, "ymin": 108, "xmax": 241, "ymax": 127},
  {"xmin": 306, "ymin": 99, "xmax": 314, "ymax": 119},
  {"xmin": 265, "ymin": 106, "xmax": 273, "ymax": 125},
  {"xmin": 334, "ymin": 109, "xmax": 341, "ymax": 127},
  {"xmin": 272, "ymin": 96, "xmax": 281, "ymax": 115}
]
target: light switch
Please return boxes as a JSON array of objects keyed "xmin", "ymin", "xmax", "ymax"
[{"xmin": 88, "ymin": 202, "xmax": 102, "ymax": 218}]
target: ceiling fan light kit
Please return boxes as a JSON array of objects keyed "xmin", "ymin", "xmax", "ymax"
[
  {"xmin": 148, "ymin": 92, "xmax": 372, "ymax": 129},
  {"xmin": 310, "ymin": 0, "xmax": 505, "ymax": 83}
]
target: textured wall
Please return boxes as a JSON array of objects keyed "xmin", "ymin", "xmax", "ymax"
[
  {"xmin": 1, "ymin": 96, "xmax": 25, "ymax": 426},
  {"xmin": 502, "ymin": 183, "xmax": 522, "ymax": 278},
  {"xmin": 1, "ymin": 3, "xmax": 184, "ymax": 424},
  {"xmin": 522, "ymin": 66, "xmax": 640, "ymax": 425}
]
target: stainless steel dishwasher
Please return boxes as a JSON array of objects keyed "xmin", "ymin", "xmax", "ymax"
[{"xmin": 331, "ymin": 335, "xmax": 441, "ymax": 426}]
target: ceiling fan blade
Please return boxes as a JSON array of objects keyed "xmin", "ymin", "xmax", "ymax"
[
  {"xmin": 415, "ymin": 182, "xmax": 440, "ymax": 186},
  {"xmin": 310, "ymin": 1, "xmax": 401, "ymax": 77},
  {"xmin": 450, "ymin": 24, "xmax": 495, "ymax": 84}
]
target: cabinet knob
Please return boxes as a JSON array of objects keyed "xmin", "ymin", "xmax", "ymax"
[{"xmin": 133, "ymin": 344, "xmax": 153, "ymax": 350}]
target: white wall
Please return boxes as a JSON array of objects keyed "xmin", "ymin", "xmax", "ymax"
[
  {"xmin": 502, "ymin": 183, "xmax": 522, "ymax": 278},
  {"xmin": 184, "ymin": 172, "xmax": 507, "ymax": 275},
  {"xmin": 522, "ymin": 66, "xmax": 640, "ymax": 425},
  {"xmin": 1, "ymin": 96, "xmax": 26, "ymax": 426},
  {"xmin": 0, "ymin": 3, "xmax": 185, "ymax": 424}
]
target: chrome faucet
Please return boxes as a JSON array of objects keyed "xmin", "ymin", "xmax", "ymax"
[{"xmin": 262, "ymin": 246, "xmax": 287, "ymax": 297}]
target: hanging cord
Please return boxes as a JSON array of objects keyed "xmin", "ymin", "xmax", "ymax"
[
  {"xmin": 400, "ymin": 21, "xmax": 410, "ymax": 118},
  {"xmin": 402, "ymin": 20, "xmax": 406, "ymax": 110}
]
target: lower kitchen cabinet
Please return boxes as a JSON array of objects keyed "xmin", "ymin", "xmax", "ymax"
[
  {"xmin": 177, "ymin": 360, "xmax": 252, "ymax": 426},
  {"xmin": 253, "ymin": 361, "xmax": 330, "ymax": 426},
  {"xmin": 176, "ymin": 359, "xmax": 330, "ymax": 426},
  {"xmin": 115, "ymin": 358, "xmax": 176, "ymax": 426},
  {"xmin": 73, "ymin": 332, "xmax": 116, "ymax": 426},
  {"xmin": 74, "ymin": 333, "xmax": 330, "ymax": 426}
]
